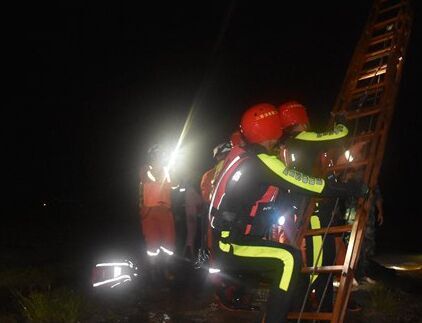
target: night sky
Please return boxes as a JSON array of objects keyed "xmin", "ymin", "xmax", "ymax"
[{"xmin": 4, "ymin": 2, "xmax": 421, "ymax": 258}]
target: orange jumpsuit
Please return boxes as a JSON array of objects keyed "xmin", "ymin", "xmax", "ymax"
[{"xmin": 139, "ymin": 164, "xmax": 175, "ymax": 254}]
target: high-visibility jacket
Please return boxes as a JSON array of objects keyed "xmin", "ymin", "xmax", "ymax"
[
  {"xmin": 279, "ymin": 124, "xmax": 349, "ymax": 285},
  {"xmin": 139, "ymin": 164, "xmax": 172, "ymax": 208},
  {"xmin": 279, "ymin": 124, "xmax": 349, "ymax": 174},
  {"xmin": 210, "ymin": 144, "xmax": 358, "ymax": 240}
]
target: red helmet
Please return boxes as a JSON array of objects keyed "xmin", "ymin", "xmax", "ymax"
[
  {"xmin": 278, "ymin": 100, "xmax": 309, "ymax": 129},
  {"xmin": 240, "ymin": 103, "xmax": 283, "ymax": 144},
  {"xmin": 230, "ymin": 131, "xmax": 244, "ymax": 147}
]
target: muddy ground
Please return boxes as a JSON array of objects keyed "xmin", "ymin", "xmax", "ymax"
[{"xmin": 1, "ymin": 251, "xmax": 421, "ymax": 323}]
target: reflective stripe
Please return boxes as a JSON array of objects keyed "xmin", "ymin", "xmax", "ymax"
[
  {"xmin": 231, "ymin": 244, "xmax": 295, "ymax": 291},
  {"xmin": 257, "ymin": 154, "xmax": 325, "ymax": 193},
  {"xmin": 160, "ymin": 246, "xmax": 174, "ymax": 255},
  {"xmin": 147, "ymin": 249, "xmax": 161, "ymax": 256},
  {"xmin": 219, "ymin": 241, "xmax": 231, "ymax": 252},
  {"xmin": 294, "ymin": 124, "xmax": 348, "ymax": 141},
  {"xmin": 221, "ymin": 231, "xmax": 230, "ymax": 238},
  {"xmin": 310, "ymin": 215, "xmax": 322, "ymax": 284},
  {"xmin": 208, "ymin": 156, "xmax": 241, "ymax": 221}
]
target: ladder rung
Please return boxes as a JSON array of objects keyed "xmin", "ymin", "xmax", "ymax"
[
  {"xmin": 365, "ymin": 47, "xmax": 392, "ymax": 59},
  {"xmin": 359, "ymin": 65, "xmax": 387, "ymax": 80},
  {"xmin": 370, "ymin": 31, "xmax": 395, "ymax": 44},
  {"xmin": 373, "ymin": 17, "xmax": 399, "ymax": 30},
  {"xmin": 368, "ymin": 33, "xmax": 394, "ymax": 47},
  {"xmin": 379, "ymin": 2, "xmax": 402, "ymax": 15},
  {"xmin": 331, "ymin": 159, "xmax": 369, "ymax": 171},
  {"xmin": 287, "ymin": 312, "xmax": 332, "ymax": 320},
  {"xmin": 353, "ymin": 130, "xmax": 381, "ymax": 143},
  {"xmin": 302, "ymin": 265, "xmax": 343, "ymax": 274},
  {"xmin": 351, "ymin": 82, "xmax": 384, "ymax": 95},
  {"xmin": 345, "ymin": 106, "xmax": 381, "ymax": 119},
  {"xmin": 303, "ymin": 225, "xmax": 353, "ymax": 237}
]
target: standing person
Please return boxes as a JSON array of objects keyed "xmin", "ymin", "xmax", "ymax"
[
  {"xmin": 183, "ymin": 181, "xmax": 203, "ymax": 260},
  {"xmin": 139, "ymin": 144, "xmax": 176, "ymax": 280},
  {"xmin": 199, "ymin": 142, "xmax": 232, "ymax": 251},
  {"xmin": 277, "ymin": 100, "xmax": 350, "ymax": 312},
  {"xmin": 210, "ymin": 103, "xmax": 366, "ymax": 322},
  {"xmin": 200, "ymin": 142, "xmax": 232, "ymax": 203}
]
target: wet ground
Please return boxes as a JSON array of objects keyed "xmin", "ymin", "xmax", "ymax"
[
  {"xmin": 1, "ymin": 243, "xmax": 421, "ymax": 322},
  {"xmin": 84, "ymin": 253, "xmax": 422, "ymax": 323}
]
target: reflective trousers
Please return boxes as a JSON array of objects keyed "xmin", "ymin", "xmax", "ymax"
[
  {"xmin": 141, "ymin": 205, "xmax": 175, "ymax": 252},
  {"xmin": 217, "ymin": 236, "xmax": 301, "ymax": 323},
  {"xmin": 304, "ymin": 201, "xmax": 336, "ymax": 312}
]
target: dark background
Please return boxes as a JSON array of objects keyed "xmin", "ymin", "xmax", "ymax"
[{"xmin": 3, "ymin": 1, "xmax": 421, "ymax": 266}]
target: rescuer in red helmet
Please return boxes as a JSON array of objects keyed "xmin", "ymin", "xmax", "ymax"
[
  {"xmin": 139, "ymin": 144, "xmax": 176, "ymax": 281},
  {"xmin": 277, "ymin": 100, "xmax": 350, "ymax": 312},
  {"xmin": 278, "ymin": 100, "xmax": 348, "ymax": 171},
  {"xmin": 210, "ymin": 103, "xmax": 366, "ymax": 322}
]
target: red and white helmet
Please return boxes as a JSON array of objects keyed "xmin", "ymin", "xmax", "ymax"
[
  {"xmin": 240, "ymin": 103, "xmax": 283, "ymax": 144},
  {"xmin": 278, "ymin": 100, "xmax": 309, "ymax": 129}
]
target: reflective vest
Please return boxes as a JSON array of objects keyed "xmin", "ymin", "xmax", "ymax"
[
  {"xmin": 209, "ymin": 146, "xmax": 279, "ymax": 237},
  {"xmin": 141, "ymin": 165, "xmax": 172, "ymax": 208}
]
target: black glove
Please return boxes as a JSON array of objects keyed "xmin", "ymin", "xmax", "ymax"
[
  {"xmin": 348, "ymin": 180, "xmax": 369, "ymax": 199},
  {"xmin": 334, "ymin": 112, "xmax": 347, "ymax": 126}
]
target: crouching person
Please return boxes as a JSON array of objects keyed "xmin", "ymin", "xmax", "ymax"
[{"xmin": 209, "ymin": 103, "xmax": 367, "ymax": 322}]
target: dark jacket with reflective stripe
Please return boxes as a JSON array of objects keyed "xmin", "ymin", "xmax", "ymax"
[
  {"xmin": 280, "ymin": 124, "xmax": 348, "ymax": 174},
  {"xmin": 218, "ymin": 144, "xmax": 357, "ymax": 239}
]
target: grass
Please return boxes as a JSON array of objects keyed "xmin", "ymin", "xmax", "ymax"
[
  {"xmin": 0, "ymin": 266, "xmax": 56, "ymax": 291},
  {"xmin": 368, "ymin": 283, "xmax": 400, "ymax": 316},
  {"xmin": 14, "ymin": 288, "xmax": 83, "ymax": 323}
]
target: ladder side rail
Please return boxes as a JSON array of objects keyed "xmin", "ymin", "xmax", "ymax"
[
  {"xmin": 332, "ymin": 10, "xmax": 379, "ymax": 114},
  {"xmin": 367, "ymin": 6, "xmax": 413, "ymax": 188}
]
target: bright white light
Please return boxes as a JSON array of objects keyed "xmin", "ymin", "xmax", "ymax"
[
  {"xmin": 232, "ymin": 170, "xmax": 242, "ymax": 182},
  {"xmin": 110, "ymin": 282, "xmax": 121, "ymax": 288},
  {"xmin": 147, "ymin": 249, "xmax": 161, "ymax": 256},
  {"xmin": 114, "ymin": 266, "xmax": 122, "ymax": 278},
  {"xmin": 398, "ymin": 56, "xmax": 403, "ymax": 61},
  {"xmin": 96, "ymin": 262, "xmax": 131, "ymax": 267},
  {"xmin": 147, "ymin": 170, "xmax": 156, "ymax": 182},
  {"xmin": 163, "ymin": 166, "xmax": 171, "ymax": 183},
  {"xmin": 209, "ymin": 268, "xmax": 221, "ymax": 274},
  {"xmin": 93, "ymin": 275, "xmax": 132, "ymax": 287},
  {"xmin": 278, "ymin": 215, "xmax": 286, "ymax": 226},
  {"xmin": 291, "ymin": 154, "xmax": 296, "ymax": 162},
  {"xmin": 179, "ymin": 187, "xmax": 186, "ymax": 192},
  {"xmin": 344, "ymin": 150, "xmax": 354, "ymax": 162},
  {"xmin": 160, "ymin": 246, "xmax": 174, "ymax": 256},
  {"xmin": 43, "ymin": 203, "xmax": 47, "ymax": 207}
]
